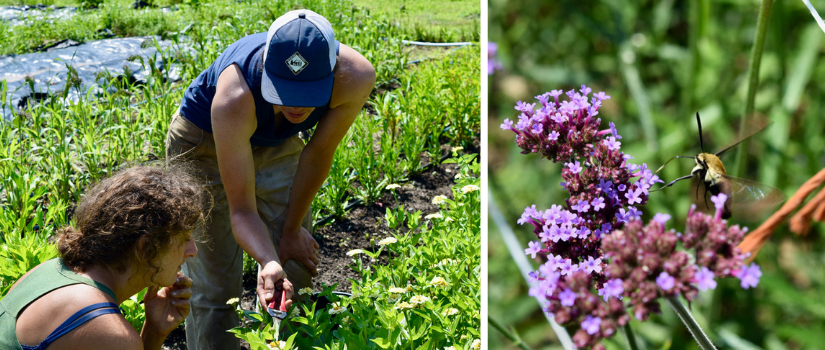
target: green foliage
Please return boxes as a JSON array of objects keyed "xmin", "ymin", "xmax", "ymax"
[
  {"xmin": 119, "ymin": 288, "xmax": 147, "ymax": 331},
  {"xmin": 0, "ymin": 234, "xmax": 58, "ymax": 299},
  {"xmin": 232, "ymin": 157, "xmax": 480, "ymax": 348}
]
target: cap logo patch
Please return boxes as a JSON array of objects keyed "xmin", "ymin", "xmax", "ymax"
[{"xmin": 285, "ymin": 52, "xmax": 308, "ymax": 75}]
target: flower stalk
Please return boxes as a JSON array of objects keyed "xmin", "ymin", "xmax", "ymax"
[
  {"xmin": 735, "ymin": 0, "xmax": 774, "ymax": 176},
  {"xmin": 665, "ymin": 295, "xmax": 717, "ymax": 350}
]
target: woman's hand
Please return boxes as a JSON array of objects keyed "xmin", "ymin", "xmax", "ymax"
[
  {"xmin": 143, "ymin": 272, "xmax": 192, "ymax": 337},
  {"xmin": 257, "ymin": 261, "xmax": 294, "ymax": 310}
]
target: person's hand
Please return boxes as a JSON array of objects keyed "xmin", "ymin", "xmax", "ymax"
[
  {"xmin": 279, "ymin": 226, "xmax": 320, "ymax": 276},
  {"xmin": 257, "ymin": 260, "xmax": 294, "ymax": 310},
  {"xmin": 143, "ymin": 272, "xmax": 192, "ymax": 337}
]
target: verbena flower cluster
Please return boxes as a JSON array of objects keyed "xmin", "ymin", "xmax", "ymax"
[
  {"xmin": 502, "ymin": 86, "xmax": 761, "ymax": 349},
  {"xmin": 501, "ymin": 85, "xmax": 659, "ymax": 283}
]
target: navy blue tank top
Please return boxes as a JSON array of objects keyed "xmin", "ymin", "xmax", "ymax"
[{"xmin": 179, "ymin": 32, "xmax": 331, "ymax": 147}]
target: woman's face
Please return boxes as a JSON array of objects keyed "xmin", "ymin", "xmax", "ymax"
[
  {"xmin": 154, "ymin": 232, "xmax": 198, "ymax": 287},
  {"xmin": 274, "ymin": 105, "xmax": 315, "ymax": 124}
]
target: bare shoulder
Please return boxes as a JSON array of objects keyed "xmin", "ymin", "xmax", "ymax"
[
  {"xmin": 213, "ymin": 63, "xmax": 255, "ymax": 117},
  {"xmin": 18, "ymin": 284, "xmax": 142, "ymax": 350},
  {"xmin": 330, "ymin": 44, "xmax": 376, "ymax": 108}
]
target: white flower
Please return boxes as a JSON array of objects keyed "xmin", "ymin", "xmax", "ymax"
[
  {"xmin": 351, "ymin": 290, "xmax": 362, "ymax": 298},
  {"xmin": 394, "ymin": 302, "xmax": 413, "ymax": 310},
  {"xmin": 410, "ymin": 295, "xmax": 430, "ymax": 305},
  {"xmin": 435, "ymin": 258, "xmax": 458, "ymax": 268},
  {"xmin": 346, "ymin": 249, "xmax": 364, "ymax": 256},
  {"xmin": 225, "ymin": 297, "xmax": 239, "ymax": 305},
  {"xmin": 455, "ymin": 173, "xmax": 463, "ymax": 180},
  {"xmin": 451, "ymin": 146, "xmax": 464, "ymax": 153},
  {"xmin": 445, "ymin": 347, "xmax": 457, "ymax": 350},
  {"xmin": 341, "ymin": 315, "xmax": 351, "ymax": 323},
  {"xmin": 386, "ymin": 184, "xmax": 401, "ymax": 190},
  {"xmin": 442, "ymin": 308, "xmax": 459, "ymax": 316},
  {"xmin": 269, "ymin": 340, "xmax": 287, "ymax": 349},
  {"xmin": 430, "ymin": 276, "xmax": 449, "ymax": 288},
  {"xmin": 445, "ymin": 217, "xmax": 454, "ymax": 222},
  {"xmin": 386, "ymin": 294, "xmax": 401, "ymax": 303},
  {"xmin": 298, "ymin": 287, "xmax": 314, "ymax": 296},
  {"xmin": 378, "ymin": 237, "xmax": 397, "ymax": 246},
  {"xmin": 461, "ymin": 185, "xmax": 479, "ymax": 194},
  {"xmin": 432, "ymin": 195, "xmax": 448, "ymax": 205},
  {"xmin": 472, "ymin": 339, "xmax": 481, "ymax": 349},
  {"xmin": 289, "ymin": 307, "xmax": 300, "ymax": 318},
  {"xmin": 425, "ymin": 213, "xmax": 443, "ymax": 220},
  {"xmin": 388, "ymin": 287, "xmax": 407, "ymax": 294},
  {"xmin": 328, "ymin": 303, "xmax": 347, "ymax": 315}
]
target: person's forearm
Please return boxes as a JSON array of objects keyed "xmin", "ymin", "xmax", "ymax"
[
  {"xmin": 282, "ymin": 146, "xmax": 334, "ymax": 235},
  {"xmin": 141, "ymin": 323, "xmax": 167, "ymax": 350},
  {"xmin": 231, "ymin": 210, "xmax": 280, "ymax": 264}
]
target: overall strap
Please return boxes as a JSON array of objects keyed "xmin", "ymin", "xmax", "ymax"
[{"xmin": 20, "ymin": 302, "xmax": 121, "ymax": 350}]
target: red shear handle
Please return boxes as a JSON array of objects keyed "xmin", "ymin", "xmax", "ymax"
[{"xmin": 266, "ymin": 279, "xmax": 288, "ymax": 312}]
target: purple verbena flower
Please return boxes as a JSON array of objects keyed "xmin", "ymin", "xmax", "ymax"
[
  {"xmin": 525, "ymin": 241, "xmax": 543, "ymax": 259},
  {"xmin": 656, "ymin": 272, "xmax": 675, "ymax": 291},
  {"xmin": 603, "ymin": 137, "xmax": 621, "ymax": 151},
  {"xmin": 737, "ymin": 263, "xmax": 761, "ymax": 289},
  {"xmin": 559, "ymin": 288, "xmax": 577, "ymax": 306},
  {"xmin": 581, "ymin": 315, "xmax": 602, "ymax": 335},
  {"xmin": 694, "ymin": 266, "xmax": 717, "ymax": 291}
]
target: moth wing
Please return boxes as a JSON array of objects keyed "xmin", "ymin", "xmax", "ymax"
[{"xmin": 722, "ymin": 174, "xmax": 785, "ymax": 220}]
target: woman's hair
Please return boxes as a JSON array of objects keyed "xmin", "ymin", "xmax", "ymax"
[{"xmin": 57, "ymin": 164, "xmax": 207, "ymax": 281}]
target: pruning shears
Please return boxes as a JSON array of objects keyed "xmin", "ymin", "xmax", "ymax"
[{"xmin": 266, "ymin": 279, "xmax": 288, "ymax": 341}]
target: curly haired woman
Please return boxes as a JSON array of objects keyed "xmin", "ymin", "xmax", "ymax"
[{"xmin": 0, "ymin": 165, "xmax": 251, "ymax": 350}]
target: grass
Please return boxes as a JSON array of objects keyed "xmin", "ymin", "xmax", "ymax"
[
  {"xmin": 0, "ymin": 0, "xmax": 478, "ymax": 56},
  {"xmin": 352, "ymin": 0, "xmax": 479, "ymax": 42}
]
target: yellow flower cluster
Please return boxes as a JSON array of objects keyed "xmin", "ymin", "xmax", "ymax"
[
  {"xmin": 394, "ymin": 302, "xmax": 413, "ymax": 310},
  {"xmin": 298, "ymin": 287, "xmax": 313, "ymax": 296}
]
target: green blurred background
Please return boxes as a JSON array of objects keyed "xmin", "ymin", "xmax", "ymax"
[{"xmin": 488, "ymin": 0, "xmax": 825, "ymax": 349}]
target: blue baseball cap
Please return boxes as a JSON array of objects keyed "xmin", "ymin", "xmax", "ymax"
[{"xmin": 261, "ymin": 10, "xmax": 339, "ymax": 107}]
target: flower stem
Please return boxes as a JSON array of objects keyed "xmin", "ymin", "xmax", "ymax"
[
  {"xmin": 665, "ymin": 295, "xmax": 717, "ymax": 350},
  {"xmin": 623, "ymin": 323, "xmax": 640, "ymax": 350},
  {"xmin": 488, "ymin": 316, "xmax": 534, "ymax": 350},
  {"xmin": 734, "ymin": 0, "xmax": 774, "ymax": 176}
]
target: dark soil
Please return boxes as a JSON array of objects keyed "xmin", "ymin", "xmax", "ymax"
[{"xmin": 161, "ymin": 152, "xmax": 473, "ymax": 350}]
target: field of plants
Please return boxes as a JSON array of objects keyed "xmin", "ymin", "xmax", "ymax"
[
  {"xmin": 0, "ymin": 0, "xmax": 480, "ymax": 348},
  {"xmin": 489, "ymin": 1, "xmax": 825, "ymax": 350}
]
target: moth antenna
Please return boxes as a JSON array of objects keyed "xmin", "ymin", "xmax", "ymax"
[
  {"xmin": 696, "ymin": 112, "xmax": 705, "ymax": 154},
  {"xmin": 655, "ymin": 155, "xmax": 695, "ymax": 174}
]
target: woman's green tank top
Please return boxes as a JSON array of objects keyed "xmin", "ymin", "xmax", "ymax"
[{"xmin": 0, "ymin": 259, "xmax": 117, "ymax": 350}]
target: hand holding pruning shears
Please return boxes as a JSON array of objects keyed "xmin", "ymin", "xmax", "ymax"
[{"xmin": 257, "ymin": 261, "xmax": 294, "ymax": 311}]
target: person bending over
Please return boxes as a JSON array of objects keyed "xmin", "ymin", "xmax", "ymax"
[{"xmin": 166, "ymin": 9, "xmax": 374, "ymax": 350}]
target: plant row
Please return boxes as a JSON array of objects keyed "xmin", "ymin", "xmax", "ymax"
[{"xmin": 231, "ymin": 154, "xmax": 481, "ymax": 350}]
